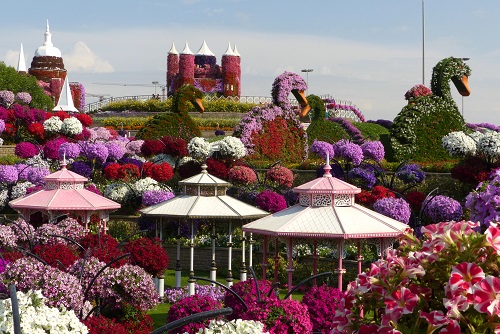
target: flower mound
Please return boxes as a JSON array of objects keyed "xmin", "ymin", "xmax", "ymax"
[
  {"xmin": 255, "ymin": 190, "xmax": 287, "ymax": 213},
  {"xmin": 228, "ymin": 166, "xmax": 257, "ymax": 186},
  {"xmin": 124, "ymin": 237, "xmax": 169, "ymax": 277},
  {"xmin": 373, "ymin": 197, "xmax": 411, "ymax": 224},
  {"xmin": 188, "ymin": 137, "xmax": 212, "ymax": 162},
  {"xmin": 423, "ymin": 195, "xmax": 463, "ymax": 223},
  {"xmin": 333, "ymin": 220, "xmax": 500, "ymax": 333},
  {"xmin": 465, "ymin": 169, "xmax": 500, "ymax": 228},
  {"xmin": 217, "ymin": 136, "xmax": 247, "ymax": 159},
  {"xmin": 266, "ymin": 165, "xmax": 294, "ymax": 188},
  {"xmin": 166, "ymin": 295, "xmax": 223, "ymax": 334},
  {"xmin": 302, "ymin": 284, "xmax": 345, "ymax": 333}
]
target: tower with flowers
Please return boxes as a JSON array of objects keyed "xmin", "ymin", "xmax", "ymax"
[{"xmin": 167, "ymin": 41, "xmax": 241, "ymax": 97}]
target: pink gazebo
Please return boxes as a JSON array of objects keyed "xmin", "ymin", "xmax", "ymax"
[
  {"xmin": 242, "ymin": 161, "xmax": 409, "ymax": 292},
  {"xmin": 9, "ymin": 161, "xmax": 120, "ymax": 232}
]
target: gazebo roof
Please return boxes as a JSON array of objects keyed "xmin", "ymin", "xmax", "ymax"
[
  {"xmin": 242, "ymin": 163, "xmax": 409, "ymax": 239},
  {"xmin": 141, "ymin": 164, "xmax": 268, "ymax": 220}
]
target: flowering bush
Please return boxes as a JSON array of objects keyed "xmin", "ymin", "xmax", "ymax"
[
  {"xmin": 32, "ymin": 243, "xmax": 79, "ymax": 269},
  {"xmin": 224, "ymin": 279, "xmax": 275, "ymax": 320},
  {"xmin": 190, "ymin": 319, "xmax": 269, "ymax": 334},
  {"xmin": 167, "ymin": 295, "xmax": 223, "ymax": 334},
  {"xmin": 205, "ymin": 157, "xmax": 229, "ymax": 179},
  {"xmin": 465, "ymin": 170, "xmax": 500, "ymax": 228},
  {"xmin": 373, "ymin": 197, "xmax": 411, "ymax": 224},
  {"xmin": 333, "ymin": 139, "xmax": 363, "ymax": 166},
  {"xmin": 333, "ymin": 220, "xmax": 500, "ymax": 333},
  {"xmin": 361, "ymin": 141, "xmax": 385, "ymax": 163},
  {"xmin": 442, "ymin": 131, "xmax": 477, "ymax": 157},
  {"xmin": 0, "ymin": 289, "xmax": 88, "ymax": 333},
  {"xmin": 423, "ymin": 195, "xmax": 463, "ymax": 224},
  {"xmin": 266, "ymin": 165, "xmax": 294, "ymax": 188},
  {"xmin": 59, "ymin": 142, "xmax": 81, "ymax": 160},
  {"xmin": 124, "ymin": 237, "xmax": 169, "ymax": 277},
  {"xmin": 140, "ymin": 139, "xmax": 164, "ymax": 157},
  {"xmin": 348, "ymin": 166, "xmax": 377, "ymax": 189},
  {"xmin": 61, "ymin": 117, "xmax": 83, "ymax": 136},
  {"xmin": 302, "ymin": 284, "xmax": 345, "ymax": 334},
  {"xmin": 255, "ymin": 190, "xmax": 286, "ymax": 213},
  {"xmin": 217, "ymin": 136, "xmax": 247, "ymax": 159},
  {"xmin": 83, "ymin": 315, "xmax": 127, "ymax": 334},
  {"xmin": 228, "ymin": 166, "xmax": 257, "ymax": 186},
  {"xmin": 310, "ymin": 140, "xmax": 334, "ymax": 160},
  {"xmin": 142, "ymin": 189, "xmax": 174, "ymax": 206},
  {"xmin": 43, "ymin": 115, "xmax": 63, "ymax": 133},
  {"xmin": 396, "ymin": 163, "xmax": 426, "ymax": 184},
  {"xmin": 188, "ymin": 137, "xmax": 213, "ymax": 162},
  {"xmin": 0, "ymin": 90, "xmax": 15, "ymax": 107},
  {"xmin": 404, "ymin": 84, "xmax": 432, "ymax": 100},
  {"xmin": 161, "ymin": 136, "xmax": 188, "ymax": 157},
  {"xmin": 14, "ymin": 141, "xmax": 39, "ymax": 159}
]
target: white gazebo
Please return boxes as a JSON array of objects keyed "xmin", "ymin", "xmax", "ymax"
[
  {"xmin": 140, "ymin": 164, "xmax": 269, "ymax": 295},
  {"xmin": 242, "ymin": 159, "xmax": 409, "ymax": 293}
]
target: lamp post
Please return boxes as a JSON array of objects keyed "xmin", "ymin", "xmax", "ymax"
[
  {"xmin": 422, "ymin": 0, "xmax": 425, "ymax": 85},
  {"xmin": 152, "ymin": 81, "xmax": 159, "ymax": 95},
  {"xmin": 461, "ymin": 58, "xmax": 470, "ymax": 117},
  {"xmin": 301, "ymin": 69, "xmax": 313, "ymax": 93}
]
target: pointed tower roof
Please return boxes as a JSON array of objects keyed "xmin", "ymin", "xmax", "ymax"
[
  {"xmin": 168, "ymin": 42, "xmax": 178, "ymax": 55},
  {"xmin": 35, "ymin": 20, "xmax": 62, "ymax": 57},
  {"xmin": 196, "ymin": 40, "xmax": 215, "ymax": 56},
  {"xmin": 181, "ymin": 41, "xmax": 193, "ymax": 55},
  {"xmin": 53, "ymin": 76, "xmax": 78, "ymax": 112},
  {"xmin": 233, "ymin": 44, "xmax": 240, "ymax": 57},
  {"xmin": 224, "ymin": 42, "xmax": 235, "ymax": 56},
  {"xmin": 17, "ymin": 43, "xmax": 27, "ymax": 73}
]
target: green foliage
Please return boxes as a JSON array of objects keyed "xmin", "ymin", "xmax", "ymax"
[
  {"xmin": 102, "ymin": 99, "xmax": 172, "ymax": 113},
  {"xmin": 305, "ymin": 94, "xmax": 326, "ymax": 122},
  {"xmin": 191, "ymin": 117, "xmax": 241, "ymax": 129},
  {"xmin": 0, "ymin": 62, "xmax": 54, "ymax": 110},
  {"xmin": 98, "ymin": 116, "xmax": 152, "ymax": 129},
  {"xmin": 201, "ymin": 98, "xmax": 257, "ymax": 113},
  {"xmin": 172, "ymin": 85, "xmax": 204, "ymax": 115},
  {"xmin": 135, "ymin": 112, "xmax": 201, "ymax": 142},
  {"xmin": 306, "ymin": 119, "xmax": 349, "ymax": 144},
  {"xmin": 352, "ymin": 122, "xmax": 390, "ymax": 141},
  {"xmin": 107, "ymin": 220, "xmax": 142, "ymax": 242},
  {"xmin": 0, "ymin": 154, "xmax": 23, "ymax": 165}
]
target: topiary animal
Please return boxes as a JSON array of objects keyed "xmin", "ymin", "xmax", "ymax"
[
  {"xmin": 390, "ymin": 57, "xmax": 471, "ymax": 162},
  {"xmin": 136, "ymin": 84, "xmax": 203, "ymax": 141},
  {"xmin": 305, "ymin": 94, "xmax": 350, "ymax": 144}
]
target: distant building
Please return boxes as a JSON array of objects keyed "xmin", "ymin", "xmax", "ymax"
[{"xmin": 167, "ymin": 41, "xmax": 241, "ymax": 98}]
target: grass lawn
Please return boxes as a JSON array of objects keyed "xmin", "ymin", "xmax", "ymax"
[{"xmin": 148, "ymin": 269, "xmax": 305, "ymax": 330}]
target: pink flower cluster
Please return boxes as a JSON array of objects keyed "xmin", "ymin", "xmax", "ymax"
[
  {"xmin": 333, "ymin": 220, "xmax": 500, "ymax": 333},
  {"xmin": 404, "ymin": 84, "xmax": 432, "ymax": 100}
]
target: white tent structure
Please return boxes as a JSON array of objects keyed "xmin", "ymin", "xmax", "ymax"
[{"xmin": 53, "ymin": 76, "xmax": 78, "ymax": 112}]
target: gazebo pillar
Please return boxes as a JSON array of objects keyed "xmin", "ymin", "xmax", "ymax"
[
  {"xmin": 313, "ymin": 240, "xmax": 318, "ymax": 286},
  {"xmin": 210, "ymin": 223, "xmax": 217, "ymax": 283},
  {"xmin": 188, "ymin": 221, "xmax": 196, "ymax": 296},
  {"xmin": 248, "ymin": 233, "xmax": 254, "ymax": 272},
  {"xmin": 261, "ymin": 236, "xmax": 268, "ymax": 280},
  {"xmin": 226, "ymin": 221, "xmax": 234, "ymax": 287},
  {"xmin": 335, "ymin": 239, "xmax": 346, "ymax": 291},
  {"xmin": 240, "ymin": 231, "xmax": 247, "ymax": 281},
  {"xmin": 286, "ymin": 237, "xmax": 294, "ymax": 299},
  {"xmin": 175, "ymin": 222, "xmax": 182, "ymax": 288},
  {"xmin": 273, "ymin": 238, "xmax": 279, "ymax": 283},
  {"xmin": 357, "ymin": 240, "xmax": 364, "ymax": 276}
]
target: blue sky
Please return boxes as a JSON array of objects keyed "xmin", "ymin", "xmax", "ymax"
[{"xmin": 1, "ymin": 0, "xmax": 500, "ymax": 124}]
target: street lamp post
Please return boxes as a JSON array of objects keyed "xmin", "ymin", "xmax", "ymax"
[
  {"xmin": 301, "ymin": 69, "xmax": 313, "ymax": 93},
  {"xmin": 152, "ymin": 81, "xmax": 159, "ymax": 95}
]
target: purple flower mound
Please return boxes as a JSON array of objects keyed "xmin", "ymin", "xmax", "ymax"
[
  {"xmin": 83, "ymin": 142, "xmax": 109, "ymax": 164},
  {"xmin": 465, "ymin": 170, "xmax": 500, "ymax": 227},
  {"xmin": 142, "ymin": 189, "xmax": 175, "ymax": 206},
  {"xmin": 334, "ymin": 139, "xmax": 363, "ymax": 166},
  {"xmin": 348, "ymin": 166, "xmax": 377, "ymax": 189},
  {"xmin": 27, "ymin": 167, "xmax": 50, "ymax": 185},
  {"xmin": 43, "ymin": 137, "xmax": 67, "ymax": 160},
  {"xmin": 255, "ymin": 189, "xmax": 287, "ymax": 213},
  {"xmin": 15, "ymin": 92, "xmax": 32, "ymax": 104},
  {"xmin": 310, "ymin": 139, "xmax": 334, "ymax": 160},
  {"xmin": 105, "ymin": 141, "xmax": 125, "ymax": 160},
  {"xmin": 58, "ymin": 142, "xmax": 81, "ymax": 160},
  {"xmin": 361, "ymin": 141, "xmax": 385, "ymax": 163},
  {"xmin": 69, "ymin": 161, "xmax": 92, "ymax": 178},
  {"xmin": 0, "ymin": 165, "xmax": 18, "ymax": 184},
  {"xmin": 396, "ymin": 163, "xmax": 426, "ymax": 184},
  {"xmin": 271, "ymin": 71, "xmax": 307, "ymax": 107},
  {"xmin": 423, "ymin": 195, "xmax": 463, "ymax": 223},
  {"xmin": 14, "ymin": 142, "xmax": 39, "ymax": 159},
  {"xmin": 0, "ymin": 119, "xmax": 5, "ymax": 134},
  {"xmin": 373, "ymin": 197, "xmax": 411, "ymax": 224}
]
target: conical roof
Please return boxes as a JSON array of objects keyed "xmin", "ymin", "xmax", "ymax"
[
  {"xmin": 35, "ymin": 20, "xmax": 62, "ymax": 57},
  {"xmin": 168, "ymin": 42, "xmax": 178, "ymax": 55},
  {"xmin": 223, "ymin": 42, "xmax": 235, "ymax": 56},
  {"xmin": 196, "ymin": 40, "xmax": 215, "ymax": 56},
  {"xmin": 17, "ymin": 43, "xmax": 27, "ymax": 72},
  {"xmin": 53, "ymin": 76, "xmax": 78, "ymax": 112},
  {"xmin": 181, "ymin": 41, "xmax": 193, "ymax": 55}
]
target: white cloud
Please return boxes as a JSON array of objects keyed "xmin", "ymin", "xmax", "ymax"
[
  {"xmin": 3, "ymin": 50, "xmax": 21, "ymax": 68},
  {"xmin": 64, "ymin": 41, "xmax": 114, "ymax": 73}
]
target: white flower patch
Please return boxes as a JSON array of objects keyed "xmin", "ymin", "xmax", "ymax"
[
  {"xmin": 190, "ymin": 319, "xmax": 269, "ymax": 334},
  {"xmin": 477, "ymin": 131, "xmax": 500, "ymax": 159},
  {"xmin": 442, "ymin": 131, "xmax": 477, "ymax": 157},
  {"xmin": 132, "ymin": 177, "xmax": 162, "ymax": 195},
  {"xmin": 217, "ymin": 136, "xmax": 247, "ymax": 159},
  {"xmin": 104, "ymin": 183, "xmax": 133, "ymax": 203},
  {"xmin": 60, "ymin": 117, "xmax": 83, "ymax": 136},
  {"xmin": 188, "ymin": 137, "xmax": 212, "ymax": 161},
  {"xmin": 43, "ymin": 116, "xmax": 63, "ymax": 133}
]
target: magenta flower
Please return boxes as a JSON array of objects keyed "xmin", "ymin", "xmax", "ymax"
[
  {"xmin": 449, "ymin": 262, "xmax": 485, "ymax": 295},
  {"xmin": 14, "ymin": 142, "xmax": 39, "ymax": 159},
  {"xmin": 473, "ymin": 275, "xmax": 500, "ymax": 316},
  {"xmin": 255, "ymin": 190, "xmax": 286, "ymax": 213},
  {"xmin": 486, "ymin": 225, "xmax": 500, "ymax": 255},
  {"xmin": 384, "ymin": 286, "xmax": 419, "ymax": 315}
]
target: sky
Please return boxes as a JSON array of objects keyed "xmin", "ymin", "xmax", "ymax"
[{"xmin": 1, "ymin": 0, "xmax": 500, "ymax": 125}]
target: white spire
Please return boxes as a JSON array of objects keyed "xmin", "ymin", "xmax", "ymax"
[
  {"xmin": 181, "ymin": 41, "xmax": 193, "ymax": 55},
  {"xmin": 53, "ymin": 76, "xmax": 78, "ymax": 112},
  {"xmin": 224, "ymin": 42, "xmax": 235, "ymax": 56},
  {"xmin": 196, "ymin": 40, "xmax": 215, "ymax": 56},
  {"xmin": 233, "ymin": 44, "xmax": 240, "ymax": 57},
  {"xmin": 17, "ymin": 43, "xmax": 27, "ymax": 72},
  {"xmin": 35, "ymin": 19, "xmax": 61, "ymax": 57},
  {"xmin": 168, "ymin": 42, "xmax": 178, "ymax": 55}
]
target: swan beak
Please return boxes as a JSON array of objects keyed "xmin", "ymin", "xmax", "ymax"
[
  {"xmin": 193, "ymin": 98, "xmax": 204, "ymax": 113},
  {"xmin": 452, "ymin": 75, "xmax": 471, "ymax": 96},
  {"xmin": 300, "ymin": 104, "xmax": 311, "ymax": 118}
]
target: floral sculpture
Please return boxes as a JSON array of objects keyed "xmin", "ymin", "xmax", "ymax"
[
  {"xmin": 391, "ymin": 57, "xmax": 471, "ymax": 162},
  {"xmin": 332, "ymin": 220, "xmax": 500, "ymax": 333}
]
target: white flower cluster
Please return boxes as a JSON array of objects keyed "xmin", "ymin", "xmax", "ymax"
[
  {"xmin": 0, "ymin": 289, "xmax": 88, "ymax": 333},
  {"xmin": 477, "ymin": 131, "xmax": 500, "ymax": 159},
  {"xmin": 103, "ymin": 183, "xmax": 133, "ymax": 203},
  {"xmin": 43, "ymin": 116, "xmax": 63, "ymax": 133},
  {"xmin": 132, "ymin": 177, "xmax": 162, "ymax": 195},
  {"xmin": 217, "ymin": 136, "xmax": 247, "ymax": 159},
  {"xmin": 11, "ymin": 181, "xmax": 33, "ymax": 199},
  {"xmin": 442, "ymin": 131, "xmax": 477, "ymax": 157},
  {"xmin": 60, "ymin": 117, "xmax": 83, "ymax": 136},
  {"xmin": 188, "ymin": 137, "xmax": 212, "ymax": 162},
  {"xmin": 189, "ymin": 319, "xmax": 269, "ymax": 334}
]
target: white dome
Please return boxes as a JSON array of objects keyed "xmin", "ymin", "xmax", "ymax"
[{"xmin": 34, "ymin": 20, "xmax": 62, "ymax": 57}]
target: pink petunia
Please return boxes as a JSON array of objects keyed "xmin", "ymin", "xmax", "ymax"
[
  {"xmin": 384, "ymin": 286, "xmax": 419, "ymax": 315},
  {"xmin": 473, "ymin": 275, "xmax": 500, "ymax": 316},
  {"xmin": 438, "ymin": 319, "xmax": 461, "ymax": 334},
  {"xmin": 419, "ymin": 310, "xmax": 448, "ymax": 329},
  {"xmin": 486, "ymin": 225, "xmax": 500, "ymax": 255},
  {"xmin": 449, "ymin": 262, "xmax": 485, "ymax": 294}
]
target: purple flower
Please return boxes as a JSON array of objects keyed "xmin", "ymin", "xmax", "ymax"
[
  {"xmin": 334, "ymin": 140, "xmax": 363, "ymax": 166},
  {"xmin": 271, "ymin": 71, "xmax": 307, "ymax": 107},
  {"xmin": 27, "ymin": 166, "xmax": 50, "ymax": 185},
  {"xmin": 83, "ymin": 142, "xmax": 109, "ymax": 164},
  {"xmin": 348, "ymin": 166, "xmax": 377, "ymax": 189},
  {"xmin": 329, "ymin": 118, "xmax": 364, "ymax": 144},
  {"xmin": 255, "ymin": 190, "xmax": 286, "ymax": 213},
  {"xmin": 120, "ymin": 157, "xmax": 144, "ymax": 169},
  {"xmin": 423, "ymin": 195, "xmax": 463, "ymax": 223},
  {"xmin": 15, "ymin": 163, "xmax": 30, "ymax": 180},
  {"xmin": 58, "ymin": 142, "xmax": 81, "ymax": 160},
  {"xmin": 396, "ymin": 163, "xmax": 426, "ymax": 184},
  {"xmin": 373, "ymin": 197, "xmax": 411, "ymax": 224},
  {"xmin": 142, "ymin": 189, "xmax": 175, "ymax": 206},
  {"xmin": 15, "ymin": 142, "xmax": 39, "ymax": 159},
  {"xmin": 0, "ymin": 119, "xmax": 5, "ymax": 134},
  {"xmin": 15, "ymin": 92, "xmax": 32, "ymax": 104},
  {"xmin": 310, "ymin": 140, "xmax": 334, "ymax": 160},
  {"xmin": 69, "ymin": 161, "xmax": 92, "ymax": 178},
  {"xmin": 361, "ymin": 141, "xmax": 385, "ymax": 163},
  {"xmin": 0, "ymin": 90, "xmax": 14, "ymax": 107},
  {"xmin": 0, "ymin": 165, "xmax": 18, "ymax": 184},
  {"xmin": 105, "ymin": 141, "xmax": 125, "ymax": 161}
]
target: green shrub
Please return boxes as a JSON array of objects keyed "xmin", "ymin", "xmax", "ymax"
[
  {"xmin": 191, "ymin": 117, "xmax": 241, "ymax": 129},
  {"xmin": 0, "ymin": 155, "xmax": 23, "ymax": 165},
  {"xmin": 107, "ymin": 220, "xmax": 142, "ymax": 242},
  {"xmin": 102, "ymin": 98, "xmax": 172, "ymax": 113},
  {"xmin": 0, "ymin": 62, "xmax": 54, "ymax": 110},
  {"xmin": 201, "ymin": 98, "xmax": 257, "ymax": 113},
  {"xmin": 99, "ymin": 116, "xmax": 152, "ymax": 129},
  {"xmin": 135, "ymin": 113, "xmax": 201, "ymax": 141},
  {"xmin": 306, "ymin": 120, "xmax": 349, "ymax": 144},
  {"xmin": 353, "ymin": 122, "xmax": 390, "ymax": 141}
]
